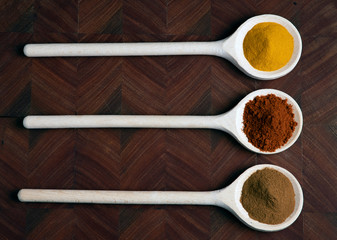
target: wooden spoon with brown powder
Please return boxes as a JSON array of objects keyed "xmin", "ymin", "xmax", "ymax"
[{"xmin": 18, "ymin": 164, "xmax": 303, "ymax": 232}]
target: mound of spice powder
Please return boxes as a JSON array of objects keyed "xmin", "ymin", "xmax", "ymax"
[
  {"xmin": 243, "ymin": 94, "xmax": 297, "ymax": 152},
  {"xmin": 240, "ymin": 168, "xmax": 295, "ymax": 224},
  {"xmin": 243, "ymin": 22, "xmax": 294, "ymax": 71}
]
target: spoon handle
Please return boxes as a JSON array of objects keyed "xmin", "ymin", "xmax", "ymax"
[
  {"xmin": 23, "ymin": 115, "xmax": 218, "ymax": 129},
  {"xmin": 24, "ymin": 41, "xmax": 224, "ymax": 57},
  {"xmin": 18, "ymin": 189, "xmax": 215, "ymax": 205}
]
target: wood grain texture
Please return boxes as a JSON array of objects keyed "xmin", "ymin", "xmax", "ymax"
[
  {"xmin": 0, "ymin": 0, "xmax": 34, "ymax": 33},
  {"xmin": 79, "ymin": 0, "xmax": 123, "ymax": 34},
  {"xmin": 0, "ymin": 0, "xmax": 337, "ymax": 239},
  {"xmin": 34, "ymin": 0, "xmax": 78, "ymax": 34}
]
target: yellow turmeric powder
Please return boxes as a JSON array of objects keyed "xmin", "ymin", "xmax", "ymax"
[{"xmin": 243, "ymin": 22, "xmax": 294, "ymax": 71}]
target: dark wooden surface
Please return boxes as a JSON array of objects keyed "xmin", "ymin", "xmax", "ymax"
[{"xmin": 1, "ymin": 0, "xmax": 336, "ymax": 239}]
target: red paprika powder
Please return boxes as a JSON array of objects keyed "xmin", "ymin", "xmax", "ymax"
[{"xmin": 243, "ymin": 94, "xmax": 297, "ymax": 152}]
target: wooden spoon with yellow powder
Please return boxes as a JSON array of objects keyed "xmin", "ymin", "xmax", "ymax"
[{"xmin": 23, "ymin": 14, "xmax": 301, "ymax": 80}]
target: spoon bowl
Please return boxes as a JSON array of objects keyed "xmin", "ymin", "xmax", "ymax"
[
  {"xmin": 18, "ymin": 164, "xmax": 303, "ymax": 232},
  {"xmin": 23, "ymin": 14, "xmax": 301, "ymax": 80},
  {"xmin": 23, "ymin": 89, "xmax": 303, "ymax": 154},
  {"xmin": 219, "ymin": 88, "xmax": 303, "ymax": 154},
  {"xmin": 221, "ymin": 14, "xmax": 302, "ymax": 80},
  {"xmin": 216, "ymin": 164, "xmax": 303, "ymax": 231}
]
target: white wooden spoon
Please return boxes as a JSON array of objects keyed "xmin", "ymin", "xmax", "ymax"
[
  {"xmin": 23, "ymin": 14, "xmax": 301, "ymax": 80},
  {"xmin": 23, "ymin": 89, "xmax": 303, "ymax": 154},
  {"xmin": 18, "ymin": 164, "xmax": 303, "ymax": 232}
]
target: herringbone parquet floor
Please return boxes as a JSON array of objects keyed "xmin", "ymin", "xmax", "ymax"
[{"xmin": 0, "ymin": 0, "xmax": 336, "ymax": 239}]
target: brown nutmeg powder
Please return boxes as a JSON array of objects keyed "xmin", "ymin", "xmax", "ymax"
[
  {"xmin": 240, "ymin": 168, "xmax": 295, "ymax": 225},
  {"xmin": 243, "ymin": 94, "xmax": 297, "ymax": 152}
]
